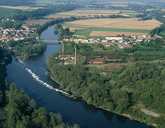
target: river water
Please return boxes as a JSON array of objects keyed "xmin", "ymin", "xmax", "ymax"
[{"xmin": 6, "ymin": 26, "xmax": 151, "ymax": 128}]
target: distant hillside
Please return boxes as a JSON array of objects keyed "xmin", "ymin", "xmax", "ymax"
[
  {"xmin": 35, "ymin": 0, "xmax": 165, "ymax": 7},
  {"xmin": 129, "ymin": 0, "xmax": 165, "ymax": 4},
  {"xmin": 0, "ymin": 0, "xmax": 164, "ymax": 8},
  {"xmin": 35, "ymin": 0, "xmax": 78, "ymax": 5},
  {"xmin": 0, "ymin": 0, "xmax": 34, "ymax": 5}
]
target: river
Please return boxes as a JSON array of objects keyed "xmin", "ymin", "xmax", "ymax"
[{"xmin": 6, "ymin": 26, "xmax": 151, "ymax": 128}]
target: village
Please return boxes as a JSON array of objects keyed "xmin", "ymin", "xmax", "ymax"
[
  {"xmin": 63, "ymin": 34, "xmax": 152, "ymax": 49},
  {"xmin": 0, "ymin": 18, "xmax": 37, "ymax": 42},
  {"xmin": 0, "ymin": 26, "xmax": 38, "ymax": 42},
  {"xmin": 0, "ymin": 26, "xmax": 37, "ymax": 42},
  {"xmin": 56, "ymin": 33, "xmax": 154, "ymax": 66}
]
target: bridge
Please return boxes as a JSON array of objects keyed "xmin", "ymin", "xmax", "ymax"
[{"xmin": 41, "ymin": 39, "xmax": 61, "ymax": 45}]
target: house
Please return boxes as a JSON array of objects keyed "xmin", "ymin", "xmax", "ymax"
[
  {"xmin": 105, "ymin": 37, "xmax": 123, "ymax": 41},
  {"xmin": 58, "ymin": 54, "xmax": 75, "ymax": 65}
]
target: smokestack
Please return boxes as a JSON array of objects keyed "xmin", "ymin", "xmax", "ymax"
[
  {"xmin": 62, "ymin": 42, "xmax": 64, "ymax": 56},
  {"xmin": 74, "ymin": 44, "xmax": 77, "ymax": 65}
]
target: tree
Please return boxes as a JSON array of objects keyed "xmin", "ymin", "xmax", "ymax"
[
  {"xmin": 5, "ymin": 85, "xmax": 20, "ymax": 128},
  {"xmin": 32, "ymin": 108, "xmax": 48, "ymax": 128}
]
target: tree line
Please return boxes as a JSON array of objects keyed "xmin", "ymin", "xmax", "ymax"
[{"xmin": 0, "ymin": 48, "xmax": 79, "ymax": 128}]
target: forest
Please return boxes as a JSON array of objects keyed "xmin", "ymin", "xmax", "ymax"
[
  {"xmin": 48, "ymin": 39, "xmax": 165, "ymax": 128},
  {"xmin": 0, "ymin": 38, "xmax": 46, "ymax": 60},
  {"xmin": 7, "ymin": 39, "xmax": 46, "ymax": 60}
]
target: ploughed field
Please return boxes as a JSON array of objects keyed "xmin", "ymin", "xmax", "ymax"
[{"xmin": 65, "ymin": 18, "xmax": 161, "ymax": 37}]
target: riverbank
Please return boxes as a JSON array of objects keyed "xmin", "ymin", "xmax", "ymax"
[
  {"xmin": 48, "ymin": 73, "xmax": 142, "ymax": 124},
  {"xmin": 47, "ymin": 64, "xmax": 154, "ymax": 127},
  {"xmin": 48, "ymin": 73, "xmax": 155, "ymax": 128}
]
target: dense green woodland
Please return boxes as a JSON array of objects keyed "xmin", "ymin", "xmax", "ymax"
[
  {"xmin": 48, "ymin": 39, "xmax": 165, "ymax": 128},
  {"xmin": 8, "ymin": 39, "xmax": 46, "ymax": 60},
  {"xmin": 0, "ymin": 48, "xmax": 79, "ymax": 128},
  {"xmin": 0, "ymin": 39, "xmax": 46, "ymax": 60}
]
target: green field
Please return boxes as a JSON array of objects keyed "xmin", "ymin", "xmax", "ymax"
[
  {"xmin": 0, "ymin": 7, "xmax": 20, "ymax": 17},
  {"xmin": 160, "ymin": 31, "xmax": 165, "ymax": 37},
  {"xmin": 73, "ymin": 27, "xmax": 150, "ymax": 37}
]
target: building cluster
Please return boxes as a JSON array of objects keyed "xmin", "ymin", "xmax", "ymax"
[
  {"xmin": 0, "ymin": 25, "xmax": 36, "ymax": 42},
  {"xmin": 61, "ymin": 34, "xmax": 153, "ymax": 65},
  {"xmin": 63, "ymin": 34, "xmax": 151, "ymax": 49},
  {"xmin": 56, "ymin": 54, "xmax": 75, "ymax": 65}
]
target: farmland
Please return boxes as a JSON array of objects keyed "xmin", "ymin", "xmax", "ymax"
[
  {"xmin": 65, "ymin": 18, "xmax": 161, "ymax": 37},
  {"xmin": 0, "ymin": 5, "xmax": 43, "ymax": 11},
  {"xmin": 47, "ymin": 9, "xmax": 140, "ymax": 19}
]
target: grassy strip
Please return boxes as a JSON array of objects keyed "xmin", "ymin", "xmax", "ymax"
[{"xmin": 74, "ymin": 27, "xmax": 150, "ymax": 37}]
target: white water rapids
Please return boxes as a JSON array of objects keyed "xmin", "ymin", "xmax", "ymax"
[{"xmin": 25, "ymin": 67, "xmax": 69, "ymax": 95}]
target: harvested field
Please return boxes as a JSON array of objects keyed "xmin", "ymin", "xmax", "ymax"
[
  {"xmin": 67, "ymin": 18, "xmax": 161, "ymax": 30},
  {"xmin": 65, "ymin": 18, "xmax": 161, "ymax": 37}
]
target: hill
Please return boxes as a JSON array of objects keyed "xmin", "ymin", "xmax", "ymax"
[{"xmin": 0, "ymin": 0, "xmax": 34, "ymax": 5}]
